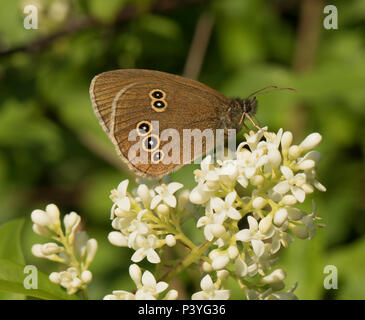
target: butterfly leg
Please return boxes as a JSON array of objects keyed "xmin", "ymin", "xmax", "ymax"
[{"xmin": 245, "ymin": 113, "xmax": 264, "ymax": 132}]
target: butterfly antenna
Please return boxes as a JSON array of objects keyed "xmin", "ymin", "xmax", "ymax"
[
  {"xmin": 247, "ymin": 85, "xmax": 278, "ymax": 99},
  {"xmin": 248, "ymin": 86, "xmax": 297, "ymax": 99}
]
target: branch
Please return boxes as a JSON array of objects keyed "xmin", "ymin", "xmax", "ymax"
[{"xmin": 0, "ymin": 0, "xmax": 212, "ymax": 57}]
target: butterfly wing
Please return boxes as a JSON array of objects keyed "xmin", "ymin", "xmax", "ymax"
[{"xmin": 90, "ymin": 69, "xmax": 230, "ymax": 178}]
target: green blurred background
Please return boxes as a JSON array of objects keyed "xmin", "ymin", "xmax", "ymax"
[{"xmin": 0, "ymin": 0, "xmax": 364, "ymax": 299}]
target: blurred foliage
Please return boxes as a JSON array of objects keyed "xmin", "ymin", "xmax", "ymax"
[{"xmin": 0, "ymin": 0, "xmax": 364, "ymax": 299}]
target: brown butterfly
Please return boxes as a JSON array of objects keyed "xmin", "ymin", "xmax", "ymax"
[{"xmin": 89, "ymin": 69, "xmax": 289, "ymax": 178}]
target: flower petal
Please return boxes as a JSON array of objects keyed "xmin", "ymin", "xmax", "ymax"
[
  {"xmin": 163, "ymin": 195, "xmax": 177, "ymax": 208},
  {"xmin": 235, "ymin": 229, "xmax": 251, "ymax": 242},
  {"xmin": 228, "ymin": 207, "xmax": 241, "ymax": 220},
  {"xmin": 146, "ymin": 248, "xmax": 161, "ymax": 264},
  {"xmin": 200, "ymin": 275, "xmax": 214, "ymax": 291},
  {"xmin": 291, "ymin": 186, "xmax": 305, "ymax": 203},
  {"xmin": 167, "ymin": 182, "xmax": 183, "ymax": 194},
  {"xmin": 280, "ymin": 166, "xmax": 293, "ymax": 180},
  {"xmin": 225, "ymin": 191, "xmax": 236, "ymax": 206},
  {"xmin": 141, "ymin": 270, "xmax": 156, "ymax": 287},
  {"xmin": 273, "ymin": 181, "xmax": 290, "ymax": 194},
  {"xmin": 251, "ymin": 239, "xmax": 265, "ymax": 257},
  {"xmin": 150, "ymin": 195, "xmax": 162, "ymax": 209}
]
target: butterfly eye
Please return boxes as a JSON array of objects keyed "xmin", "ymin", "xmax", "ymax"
[
  {"xmin": 151, "ymin": 99, "xmax": 167, "ymax": 112},
  {"xmin": 142, "ymin": 134, "xmax": 160, "ymax": 152},
  {"xmin": 152, "ymin": 150, "xmax": 164, "ymax": 163},
  {"xmin": 136, "ymin": 121, "xmax": 152, "ymax": 136},
  {"xmin": 150, "ymin": 89, "xmax": 166, "ymax": 99}
]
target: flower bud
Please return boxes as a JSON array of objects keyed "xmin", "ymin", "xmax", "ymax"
[
  {"xmin": 280, "ymin": 195, "xmax": 297, "ymax": 206},
  {"xmin": 129, "ymin": 264, "xmax": 142, "ymax": 287},
  {"xmin": 268, "ymin": 147, "xmax": 282, "ymax": 168},
  {"xmin": 41, "ymin": 242, "xmax": 62, "ymax": 255},
  {"xmin": 45, "ymin": 204, "xmax": 60, "ymax": 224},
  {"xmin": 211, "ymin": 224, "xmax": 225, "ymax": 238},
  {"xmin": 64, "ymin": 212, "xmax": 81, "ymax": 234},
  {"xmin": 288, "ymin": 145, "xmax": 300, "ymax": 160},
  {"xmin": 202, "ymin": 261, "xmax": 213, "ymax": 272},
  {"xmin": 32, "ymin": 224, "xmax": 52, "ymax": 237},
  {"xmin": 189, "ymin": 186, "xmax": 210, "ymax": 204},
  {"xmin": 81, "ymin": 270, "xmax": 92, "ymax": 284},
  {"xmin": 299, "ymin": 133, "xmax": 322, "ymax": 153},
  {"xmin": 165, "ymin": 234, "xmax": 176, "ymax": 247},
  {"xmin": 228, "ymin": 245, "xmax": 239, "ymax": 259},
  {"xmin": 273, "ymin": 209, "xmax": 288, "ymax": 226},
  {"xmin": 108, "ymin": 231, "xmax": 127, "ymax": 247},
  {"xmin": 297, "ymin": 159, "xmax": 315, "ymax": 171},
  {"xmin": 31, "ymin": 210, "xmax": 51, "ymax": 227},
  {"xmin": 250, "ymin": 175, "xmax": 264, "ymax": 186},
  {"xmin": 301, "ymin": 183, "xmax": 314, "ymax": 194},
  {"xmin": 212, "ymin": 255, "xmax": 229, "ymax": 270},
  {"xmin": 31, "ymin": 244, "xmax": 44, "ymax": 258},
  {"xmin": 49, "ymin": 272, "xmax": 60, "ymax": 284},
  {"xmin": 252, "ymin": 197, "xmax": 266, "ymax": 209},
  {"xmin": 208, "ymin": 249, "xmax": 219, "ymax": 260},
  {"xmin": 86, "ymin": 238, "xmax": 98, "ymax": 263},
  {"xmin": 157, "ymin": 204, "xmax": 169, "ymax": 216},
  {"xmin": 137, "ymin": 184, "xmax": 151, "ymax": 204},
  {"xmin": 281, "ymin": 131, "xmax": 293, "ymax": 150}
]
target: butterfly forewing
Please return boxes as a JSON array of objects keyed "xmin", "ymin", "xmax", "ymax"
[{"xmin": 90, "ymin": 69, "xmax": 230, "ymax": 177}]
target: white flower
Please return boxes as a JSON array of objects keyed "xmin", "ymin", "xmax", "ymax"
[
  {"xmin": 192, "ymin": 275, "xmax": 230, "ymax": 300},
  {"xmin": 236, "ymin": 147, "xmax": 268, "ymax": 181},
  {"xmin": 134, "ymin": 270, "xmax": 169, "ymax": 300},
  {"xmin": 235, "ymin": 216, "xmax": 273, "ymax": 251},
  {"xmin": 110, "ymin": 180, "xmax": 131, "ymax": 217},
  {"xmin": 272, "ymin": 166, "xmax": 308, "ymax": 202},
  {"xmin": 197, "ymin": 211, "xmax": 226, "ymax": 241},
  {"xmin": 242, "ymin": 129, "xmax": 266, "ymax": 150},
  {"xmin": 150, "ymin": 182, "xmax": 183, "ymax": 209},
  {"xmin": 54, "ymin": 267, "xmax": 84, "ymax": 295},
  {"xmin": 131, "ymin": 234, "xmax": 161, "ymax": 264},
  {"xmin": 210, "ymin": 191, "xmax": 241, "ymax": 221},
  {"xmin": 190, "ymin": 156, "xmax": 220, "ymax": 204},
  {"xmin": 104, "ymin": 264, "xmax": 175, "ymax": 300}
]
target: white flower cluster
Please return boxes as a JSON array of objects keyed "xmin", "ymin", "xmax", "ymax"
[
  {"xmin": 104, "ymin": 264, "xmax": 178, "ymax": 300},
  {"xmin": 108, "ymin": 180, "xmax": 189, "ymax": 263},
  {"xmin": 99, "ymin": 128, "xmax": 325, "ymax": 300},
  {"xmin": 189, "ymin": 128, "xmax": 325, "ymax": 299},
  {"xmin": 31, "ymin": 204, "xmax": 97, "ymax": 295}
]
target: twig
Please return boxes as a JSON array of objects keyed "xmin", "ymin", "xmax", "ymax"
[
  {"xmin": 293, "ymin": 0, "xmax": 323, "ymax": 72},
  {"xmin": 183, "ymin": 11, "xmax": 215, "ymax": 79},
  {"xmin": 0, "ymin": 0, "xmax": 212, "ymax": 57}
]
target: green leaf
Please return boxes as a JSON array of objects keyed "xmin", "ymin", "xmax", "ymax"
[
  {"xmin": 0, "ymin": 219, "xmax": 25, "ymax": 299},
  {"xmin": 327, "ymin": 236, "xmax": 365, "ymax": 299},
  {"xmin": 0, "ymin": 259, "xmax": 78, "ymax": 300},
  {"xmin": 0, "ymin": 219, "xmax": 25, "ymax": 264}
]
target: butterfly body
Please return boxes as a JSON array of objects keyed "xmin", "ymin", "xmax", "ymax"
[{"xmin": 90, "ymin": 69, "xmax": 257, "ymax": 178}]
